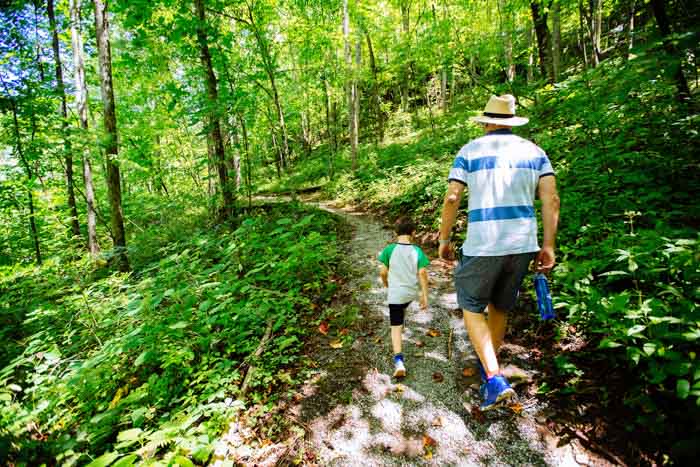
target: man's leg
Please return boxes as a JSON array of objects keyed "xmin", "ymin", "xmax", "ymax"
[
  {"xmin": 463, "ymin": 310, "xmax": 500, "ymax": 378},
  {"xmin": 487, "ymin": 303, "xmax": 507, "ymax": 353}
]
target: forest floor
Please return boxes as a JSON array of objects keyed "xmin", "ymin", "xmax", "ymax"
[{"xmin": 212, "ymin": 197, "xmax": 614, "ymax": 466}]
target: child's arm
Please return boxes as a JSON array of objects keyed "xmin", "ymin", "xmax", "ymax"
[
  {"xmin": 379, "ymin": 265, "xmax": 389, "ymax": 287},
  {"xmin": 418, "ymin": 267, "xmax": 429, "ymax": 309}
]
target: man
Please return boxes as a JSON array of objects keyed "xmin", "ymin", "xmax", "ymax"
[{"xmin": 438, "ymin": 94, "xmax": 560, "ymax": 410}]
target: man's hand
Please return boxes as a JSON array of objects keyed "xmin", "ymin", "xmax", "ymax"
[
  {"xmin": 438, "ymin": 242, "xmax": 452, "ymax": 261},
  {"xmin": 536, "ymin": 246, "xmax": 556, "ymax": 273}
]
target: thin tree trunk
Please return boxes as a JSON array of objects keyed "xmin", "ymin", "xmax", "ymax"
[
  {"xmin": 400, "ymin": 1, "xmax": 410, "ymax": 112},
  {"xmin": 625, "ymin": 0, "xmax": 635, "ymax": 61},
  {"xmin": 194, "ymin": 0, "xmax": 234, "ymax": 219},
  {"xmin": 592, "ymin": 0, "xmax": 602, "ymax": 66},
  {"xmin": 498, "ymin": 0, "xmax": 515, "ymax": 83},
  {"xmin": 237, "ymin": 113, "xmax": 252, "ymax": 209},
  {"xmin": 530, "ymin": 1, "xmax": 554, "ymax": 83},
  {"xmin": 578, "ymin": 0, "xmax": 590, "ymax": 69},
  {"xmin": 47, "ymin": 0, "xmax": 81, "ymax": 239},
  {"xmin": 552, "ymin": 0, "xmax": 561, "ymax": 81},
  {"xmin": 526, "ymin": 25, "xmax": 535, "ymax": 82},
  {"xmin": 94, "ymin": 0, "xmax": 129, "ymax": 271},
  {"xmin": 350, "ymin": 39, "xmax": 360, "ymax": 171},
  {"xmin": 343, "ymin": 0, "xmax": 355, "ymax": 169},
  {"xmin": 323, "ymin": 78, "xmax": 335, "ymax": 180},
  {"xmin": 650, "ymin": 0, "xmax": 691, "ymax": 102},
  {"xmin": 365, "ymin": 32, "xmax": 384, "ymax": 142}
]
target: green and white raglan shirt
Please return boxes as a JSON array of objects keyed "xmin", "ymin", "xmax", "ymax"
[{"xmin": 378, "ymin": 243, "xmax": 430, "ymax": 304}]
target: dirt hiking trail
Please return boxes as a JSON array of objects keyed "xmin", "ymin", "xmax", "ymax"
[{"xmin": 215, "ymin": 200, "xmax": 613, "ymax": 466}]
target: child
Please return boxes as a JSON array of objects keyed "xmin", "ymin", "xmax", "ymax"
[{"xmin": 378, "ymin": 216, "xmax": 430, "ymax": 378}]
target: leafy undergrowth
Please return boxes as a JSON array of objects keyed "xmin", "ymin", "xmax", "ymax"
[
  {"xmin": 0, "ymin": 201, "xmax": 344, "ymax": 465},
  {"xmin": 268, "ymin": 53, "xmax": 700, "ymax": 463}
]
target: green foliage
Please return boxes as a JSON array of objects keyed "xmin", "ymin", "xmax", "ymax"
[{"xmin": 0, "ymin": 202, "xmax": 342, "ymax": 464}]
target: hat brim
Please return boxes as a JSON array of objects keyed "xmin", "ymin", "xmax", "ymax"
[{"xmin": 470, "ymin": 115, "xmax": 529, "ymax": 126}]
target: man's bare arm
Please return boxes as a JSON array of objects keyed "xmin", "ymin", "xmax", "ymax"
[
  {"xmin": 418, "ymin": 268, "xmax": 429, "ymax": 309},
  {"xmin": 439, "ymin": 181, "xmax": 466, "ymax": 259},
  {"xmin": 537, "ymin": 176, "xmax": 560, "ymax": 272}
]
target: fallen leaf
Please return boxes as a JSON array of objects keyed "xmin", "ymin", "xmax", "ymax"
[
  {"xmin": 422, "ymin": 434, "xmax": 436, "ymax": 447},
  {"xmin": 292, "ymin": 393, "xmax": 303, "ymax": 402},
  {"xmin": 462, "ymin": 367, "xmax": 476, "ymax": 377},
  {"xmin": 330, "ymin": 340, "xmax": 343, "ymax": 349},
  {"xmin": 415, "ymin": 340, "xmax": 425, "ymax": 348},
  {"xmin": 339, "ymin": 328, "xmax": 349, "ymax": 336},
  {"xmin": 431, "ymin": 416, "xmax": 443, "ymax": 427},
  {"xmin": 318, "ymin": 322, "xmax": 329, "ymax": 335},
  {"xmin": 470, "ymin": 405, "xmax": 486, "ymax": 424},
  {"xmin": 508, "ymin": 402, "xmax": 524, "ymax": 415},
  {"xmin": 426, "ymin": 328, "xmax": 441, "ymax": 337},
  {"xmin": 432, "ymin": 372, "xmax": 444, "ymax": 383},
  {"xmin": 424, "ymin": 450, "xmax": 433, "ymax": 460},
  {"xmin": 374, "ymin": 337, "xmax": 382, "ymax": 343},
  {"xmin": 394, "ymin": 384, "xmax": 404, "ymax": 393}
]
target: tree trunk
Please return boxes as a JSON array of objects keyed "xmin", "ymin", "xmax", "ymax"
[
  {"xmin": 194, "ymin": 0, "xmax": 234, "ymax": 219},
  {"xmin": 323, "ymin": 77, "xmax": 335, "ymax": 180},
  {"xmin": 343, "ymin": 0, "xmax": 356, "ymax": 170},
  {"xmin": 650, "ymin": 0, "xmax": 691, "ymax": 102},
  {"xmin": 526, "ymin": 25, "xmax": 534, "ymax": 82},
  {"xmin": 552, "ymin": 0, "xmax": 561, "ymax": 81},
  {"xmin": 47, "ymin": 0, "xmax": 81, "ymax": 239},
  {"xmin": 578, "ymin": 0, "xmax": 590, "ymax": 68},
  {"xmin": 589, "ymin": 0, "xmax": 602, "ymax": 66},
  {"xmin": 70, "ymin": 0, "xmax": 99, "ymax": 256},
  {"xmin": 625, "ymin": 0, "xmax": 635, "ymax": 61},
  {"xmin": 94, "ymin": 0, "xmax": 129, "ymax": 271},
  {"xmin": 498, "ymin": 0, "xmax": 515, "ymax": 83},
  {"xmin": 530, "ymin": 1, "xmax": 554, "ymax": 83},
  {"xmin": 400, "ymin": 1, "xmax": 410, "ymax": 112},
  {"xmin": 350, "ymin": 39, "xmax": 361, "ymax": 171},
  {"xmin": 237, "ymin": 113, "xmax": 252, "ymax": 209},
  {"xmin": 365, "ymin": 32, "xmax": 384, "ymax": 142}
]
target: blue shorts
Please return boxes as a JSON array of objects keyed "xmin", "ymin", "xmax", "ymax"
[{"xmin": 454, "ymin": 252, "xmax": 536, "ymax": 313}]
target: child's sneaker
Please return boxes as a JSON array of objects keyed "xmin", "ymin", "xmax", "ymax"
[
  {"xmin": 393, "ymin": 356, "xmax": 406, "ymax": 378},
  {"xmin": 480, "ymin": 375, "xmax": 516, "ymax": 411}
]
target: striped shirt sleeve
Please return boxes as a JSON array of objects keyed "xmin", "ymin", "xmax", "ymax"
[
  {"xmin": 447, "ymin": 146, "xmax": 469, "ymax": 185},
  {"xmin": 539, "ymin": 152, "xmax": 555, "ymax": 178}
]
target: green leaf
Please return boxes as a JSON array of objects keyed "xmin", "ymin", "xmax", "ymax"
[
  {"xmin": 276, "ymin": 218, "xmax": 292, "ymax": 225},
  {"xmin": 173, "ymin": 456, "xmax": 195, "ymax": 467},
  {"xmin": 113, "ymin": 455, "xmax": 139, "ymax": 467},
  {"xmin": 677, "ymin": 379, "xmax": 690, "ymax": 399},
  {"xmin": 627, "ymin": 325, "xmax": 646, "ymax": 336},
  {"xmin": 117, "ymin": 428, "xmax": 143, "ymax": 444},
  {"xmin": 86, "ymin": 452, "xmax": 121, "ymax": 467},
  {"xmin": 169, "ymin": 321, "xmax": 189, "ymax": 330},
  {"xmin": 134, "ymin": 351, "xmax": 149, "ymax": 367},
  {"xmin": 598, "ymin": 338, "xmax": 622, "ymax": 349},
  {"xmin": 643, "ymin": 342, "xmax": 657, "ymax": 356}
]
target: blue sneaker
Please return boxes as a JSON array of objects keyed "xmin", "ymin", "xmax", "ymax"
[{"xmin": 480, "ymin": 375, "xmax": 516, "ymax": 411}]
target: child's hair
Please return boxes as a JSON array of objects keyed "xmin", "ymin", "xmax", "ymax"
[{"xmin": 394, "ymin": 217, "xmax": 416, "ymax": 236}]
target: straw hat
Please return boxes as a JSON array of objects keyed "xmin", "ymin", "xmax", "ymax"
[{"xmin": 470, "ymin": 94, "xmax": 529, "ymax": 126}]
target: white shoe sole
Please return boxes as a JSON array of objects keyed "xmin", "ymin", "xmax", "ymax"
[{"xmin": 480, "ymin": 388, "xmax": 516, "ymax": 411}]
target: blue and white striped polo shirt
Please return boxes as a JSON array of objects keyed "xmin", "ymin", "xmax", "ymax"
[{"xmin": 448, "ymin": 129, "xmax": 554, "ymax": 256}]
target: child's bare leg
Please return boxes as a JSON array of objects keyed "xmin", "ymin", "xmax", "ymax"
[{"xmin": 391, "ymin": 325, "xmax": 403, "ymax": 354}]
